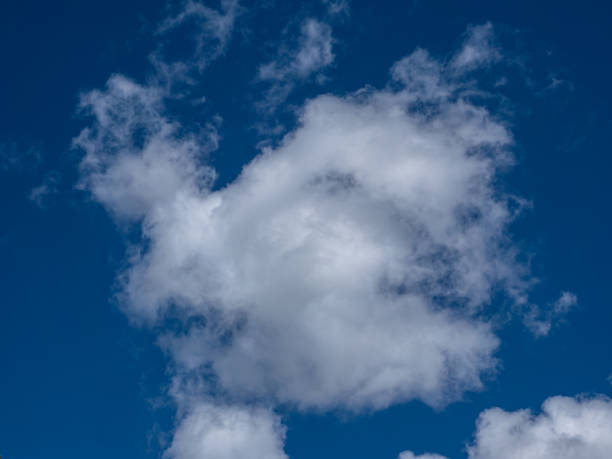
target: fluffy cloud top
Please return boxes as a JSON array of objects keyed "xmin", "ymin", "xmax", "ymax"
[
  {"xmin": 165, "ymin": 403, "xmax": 287, "ymax": 459},
  {"xmin": 467, "ymin": 395, "xmax": 612, "ymax": 459},
  {"xmin": 450, "ymin": 23, "xmax": 500, "ymax": 71},
  {"xmin": 397, "ymin": 395, "xmax": 612, "ymax": 459},
  {"xmin": 524, "ymin": 291, "xmax": 578, "ymax": 337},
  {"xmin": 75, "ymin": 76, "xmax": 218, "ymax": 220},
  {"xmin": 152, "ymin": 0, "xmax": 240, "ymax": 84},
  {"xmin": 398, "ymin": 451, "xmax": 449, "ymax": 459},
  {"xmin": 257, "ymin": 18, "xmax": 335, "ymax": 110},
  {"xmin": 259, "ymin": 19, "xmax": 334, "ymax": 81},
  {"xmin": 322, "ymin": 0, "xmax": 350, "ymax": 16}
]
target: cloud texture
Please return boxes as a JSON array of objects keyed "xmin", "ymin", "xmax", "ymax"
[
  {"xmin": 398, "ymin": 395, "xmax": 612, "ymax": 459},
  {"xmin": 468, "ymin": 395, "xmax": 612, "ymax": 459},
  {"xmin": 165, "ymin": 402, "xmax": 287, "ymax": 459},
  {"xmin": 75, "ymin": 19, "xmax": 573, "ymax": 458}
]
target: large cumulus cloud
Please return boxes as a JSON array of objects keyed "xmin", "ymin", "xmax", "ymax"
[{"xmin": 75, "ymin": 21, "xmax": 568, "ymax": 458}]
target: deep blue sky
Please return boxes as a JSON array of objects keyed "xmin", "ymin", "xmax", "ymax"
[{"xmin": 1, "ymin": 1, "xmax": 611, "ymax": 458}]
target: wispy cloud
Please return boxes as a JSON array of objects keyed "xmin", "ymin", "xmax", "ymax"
[
  {"xmin": 450, "ymin": 22, "xmax": 501, "ymax": 71},
  {"xmin": 152, "ymin": 0, "xmax": 241, "ymax": 89},
  {"xmin": 467, "ymin": 395, "xmax": 612, "ymax": 459},
  {"xmin": 74, "ymin": 75, "xmax": 218, "ymax": 221},
  {"xmin": 257, "ymin": 18, "xmax": 334, "ymax": 111},
  {"xmin": 165, "ymin": 402, "xmax": 287, "ymax": 459},
  {"xmin": 321, "ymin": 0, "xmax": 350, "ymax": 16}
]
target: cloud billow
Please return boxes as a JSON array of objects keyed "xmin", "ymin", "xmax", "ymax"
[
  {"xmin": 399, "ymin": 394, "xmax": 612, "ymax": 459},
  {"xmin": 75, "ymin": 16, "xmax": 573, "ymax": 458}
]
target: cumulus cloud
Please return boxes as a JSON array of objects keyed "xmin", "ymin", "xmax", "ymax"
[
  {"xmin": 258, "ymin": 18, "xmax": 334, "ymax": 110},
  {"xmin": 467, "ymin": 395, "xmax": 612, "ymax": 459},
  {"xmin": 74, "ymin": 75, "xmax": 218, "ymax": 221},
  {"xmin": 165, "ymin": 402, "xmax": 287, "ymax": 459},
  {"xmin": 76, "ymin": 22, "xmax": 571, "ymax": 458},
  {"xmin": 398, "ymin": 395, "xmax": 612, "ymax": 459},
  {"xmin": 78, "ymin": 50, "xmax": 517, "ymax": 411}
]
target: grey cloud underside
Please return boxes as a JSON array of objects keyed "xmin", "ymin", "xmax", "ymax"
[
  {"xmin": 75, "ymin": 18, "xmax": 574, "ymax": 459},
  {"xmin": 151, "ymin": 0, "xmax": 240, "ymax": 86},
  {"xmin": 399, "ymin": 452, "xmax": 449, "ymax": 459}
]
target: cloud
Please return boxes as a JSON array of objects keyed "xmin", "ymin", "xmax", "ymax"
[
  {"xmin": 450, "ymin": 23, "xmax": 500, "ymax": 72},
  {"xmin": 152, "ymin": 0, "xmax": 241, "ymax": 86},
  {"xmin": 75, "ymin": 22, "xmax": 572, "ymax": 457},
  {"xmin": 165, "ymin": 402, "xmax": 287, "ymax": 459},
  {"xmin": 523, "ymin": 291, "xmax": 578, "ymax": 337},
  {"xmin": 398, "ymin": 395, "xmax": 612, "ymax": 459},
  {"xmin": 467, "ymin": 395, "xmax": 612, "ymax": 459},
  {"xmin": 78, "ymin": 49, "xmax": 517, "ymax": 412},
  {"xmin": 74, "ymin": 75, "xmax": 218, "ymax": 221},
  {"xmin": 257, "ymin": 18, "xmax": 334, "ymax": 110},
  {"xmin": 322, "ymin": 0, "xmax": 350, "ymax": 16},
  {"xmin": 398, "ymin": 451, "xmax": 448, "ymax": 459}
]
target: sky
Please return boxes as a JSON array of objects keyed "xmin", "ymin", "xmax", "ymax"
[{"xmin": 1, "ymin": 1, "xmax": 611, "ymax": 458}]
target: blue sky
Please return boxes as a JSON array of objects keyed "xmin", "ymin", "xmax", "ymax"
[{"xmin": 1, "ymin": 1, "xmax": 611, "ymax": 458}]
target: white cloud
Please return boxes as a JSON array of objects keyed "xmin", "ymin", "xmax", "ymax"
[
  {"xmin": 523, "ymin": 291, "xmax": 578, "ymax": 337},
  {"xmin": 76, "ymin": 23, "xmax": 573, "ymax": 457},
  {"xmin": 322, "ymin": 0, "xmax": 350, "ymax": 16},
  {"xmin": 450, "ymin": 23, "xmax": 500, "ymax": 71},
  {"xmin": 165, "ymin": 402, "xmax": 287, "ymax": 459},
  {"xmin": 553, "ymin": 291, "xmax": 578, "ymax": 314},
  {"xmin": 74, "ymin": 75, "xmax": 218, "ymax": 222},
  {"xmin": 152, "ymin": 0, "xmax": 240, "ymax": 84},
  {"xmin": 258, "ymin": 18, "xmax": 334, "ymax": 110},
  {"xmin": 79, "ymin": 42, "xmax": 521, "ymax": 414},
  {"xmin": 398, "ymin": 451, "xmax": 448, "ymax": 459},
  {"xmin": 467, "ymin": 395, "xmax": 612, "ymax": 459},
  {"xmin": 292, "ymin": 20, "xmax": 334, "ymax": 78}
]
